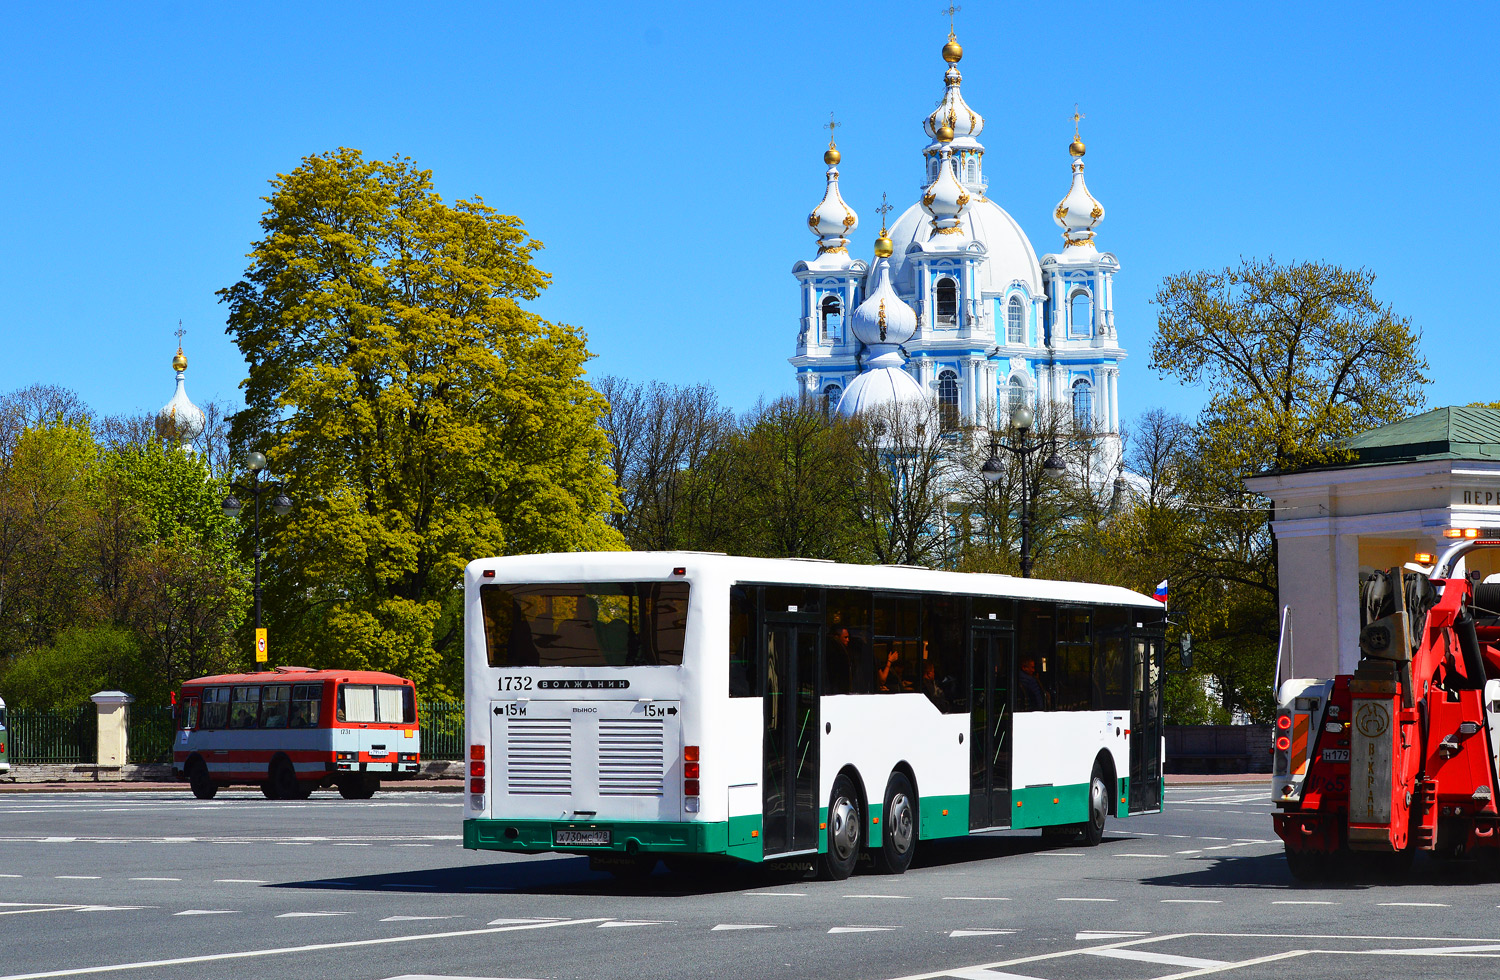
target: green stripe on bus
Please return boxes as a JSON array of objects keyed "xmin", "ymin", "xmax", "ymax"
[
  {"xmin": 1009, "ymin": 782, "xmax": 1090, "ymax": 829},
  {"xmin": 918, "ymin": 794, "xmax": 968, "ymax": 840},
  {"xmin": 465, "ymin": 817, "xmax": 729, "ymax": 855}
]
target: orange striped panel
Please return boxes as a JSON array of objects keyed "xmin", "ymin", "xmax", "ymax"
[{"xmin": 1291, "ymin": 713, "xmax": 1311, "ymax": 775}]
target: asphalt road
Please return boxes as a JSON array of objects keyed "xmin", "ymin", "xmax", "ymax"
[{"xmin": 2, "ymin": 785, "xmax": 1499, "ymax": 980}]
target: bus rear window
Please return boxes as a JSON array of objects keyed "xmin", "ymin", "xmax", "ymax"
[
  {"xmin": 337, "ymin": 684, "xmax": 415, "ymax": 724},
  {"xmin": 481, "ymin": 582, "xmax": 689, "ymax": 668}
]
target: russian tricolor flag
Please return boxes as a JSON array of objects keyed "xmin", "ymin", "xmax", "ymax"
[{"xmin": 1152, "ymin": 579, "xmax": 1169, "ymax": 604}]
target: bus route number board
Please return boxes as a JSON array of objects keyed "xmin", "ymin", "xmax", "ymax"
[{"xmin": 556, "ymin": 830, "xmax": 610, "ymax": 845}]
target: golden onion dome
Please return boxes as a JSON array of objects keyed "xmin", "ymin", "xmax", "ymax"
[
  {"xmin": 937, "ymin": 123, "xmax": 955, "ymax": 142},
  {"xmin": 1069, "ymin": 137, "xmax": 1086, "ymax": 157},
  {"xmin": 943, "ymin": 36, "xmax": 962, "ymax": 63},
  {"xmin": 824, "ymin": 144, "xmax": 841, "ymax": 166},
  {"xmin": 173, "ymin": 350, "xmax": 187, "ymax": 372}
]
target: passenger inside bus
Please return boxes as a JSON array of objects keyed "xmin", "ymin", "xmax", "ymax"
[{"xmin": 1018, "ymin": 657, "xmax": 1046, "ymax": 710}]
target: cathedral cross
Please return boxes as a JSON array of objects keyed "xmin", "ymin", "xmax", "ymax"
[
  {"xmin": 941, "ymin": 3, "xmax": 961, "ymax": 36},
  {"xmin": 824, "ymin": 113, "xmax": 839, "ymax": 147},
  {"xmin": 875, "ymin": 193, "xmax": 893, "ymax": 223},
  {"xmin": 174, "ymin": 320, "xmax": 186, "ymax": 350},
  {"xmin": 1073, "ymin": 104, "xmax": 1085, "ymax": 138}
]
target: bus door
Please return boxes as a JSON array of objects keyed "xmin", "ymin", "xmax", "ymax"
[
  {"xmin": 1129, "ymin": 634, "xmax": 1164, "ymax": 813},
  {"xmin": 762, "ymin": 621, "xmax": 821, "ymax": 856},
  {"xmin": 969, "ymin": 628, "xmax": 1013, "ymax": 830}
]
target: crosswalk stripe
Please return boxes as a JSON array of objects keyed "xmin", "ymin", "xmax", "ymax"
[{"xmin": 1087, "ymin": 948, "xmax": 1230, "ymax": 969}]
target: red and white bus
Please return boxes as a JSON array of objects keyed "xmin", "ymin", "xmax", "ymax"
[{"xmin": 172, "ymin": 666, "xmax": 422, "ymax": 800}]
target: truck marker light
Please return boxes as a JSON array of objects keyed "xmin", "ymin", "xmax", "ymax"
[
  {"xmin": 672, "ymin": 567, "xmax": 686, "ymax": 576},
  {"xmin": 1445, "ymin": 528, "xmax": 1464, "ymax": 538},
  {"xmin": 1459, "ymin": 721, "xmax": 1481, "ymax": 735},
  {"xmin": 1415, "ymin": 553, "xmax": 1435, "ymax": 564},
  {"xmin": 1277, "ymin": 714, "xmax": 1292, "ymax": 730},
  {"xmin": 751, "ymin": 830, "xmax": 758, "ymax": 837},
  {"xmin": 482, "ymin": 569, "xmax": 496, "ymax": 578},
  {"xmin": 1277, "ymin": 736, "xmax": 1291, "ymax": 751}
]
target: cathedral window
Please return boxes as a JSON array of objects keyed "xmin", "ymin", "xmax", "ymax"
[
  {"xmin": 1008, "ymin": 377, "xmax": 1028, "ymax": 420},
  {"xmin": 820, "ymin": 295, "xmax": 842, "ymax": 342},
  {"xmin": 938, "ymin": 370, "xmax": 960, "ymax": 431},
  {"xmin": 822, "ymin": 384, "xmax": 842, "ymax": 421},
  {"xmin": 1007, "ymin": 296, "xmax": 1025, "ymax": 345},
  {"xmin": 935, "ymin": 277, "xmax": 958, "ymax": 327},
  {"xmin": 1070, "ymin": 289, "xmax": 1092, "ymax": 336},
  {"xmin": 1072, "ymin": 379, "xmax": 1094, "ymax": 432}
]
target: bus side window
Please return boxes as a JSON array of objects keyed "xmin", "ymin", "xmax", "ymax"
[
  {"xmin": 228, "ymin": 686, "xmax": 260, "ymax": 729},
  {"xmin": 728, "ymin": 586, "xmax": 758, "ymax": 698},
  {"xmin": 402, "ymin": 685, "xmax": 416, "ymax": 725},
  {"xmin": 289, "ymin": 685, "xmax": 319, "ymax": 728},
  {"xmin": 826, "ymin": 590, "xmax": 870, "ymax": 694},
  {"xmin": 179, "ymin": 697, "xmax": 200, "ymax": 731},
  {"xmin": 201, "ymin": 687, "xmax": 229, "ymax": 729},
  {"xmin": 1017, "ymin": 601, "xmax": 1056, "ymax": 710},
  {"xmin": 1055, "ymin": 608, "xmax": 1093, "ymax": 711},
  {"xmin": 261, "ymin": 685, "xmax": 290, "ymax": 729}
]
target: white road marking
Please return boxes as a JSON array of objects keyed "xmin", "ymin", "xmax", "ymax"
[
  {"xmin": 844, "ymin": 894, "xmax": 908, "ymax": 899},
  {"xmin": 949, "ymin": 971, "xmax": 1045, "ymax": 980},
  {"xmin": 1161, "ymin": 899, "xmax": 1223, "ymax": 904},
  {"xmin": 1363, "ymin": 943, "xmax": 1500, "ymax": 955},
  {"xmin": 175, "ymin": 910, "xmax": 238, "ymax": 916},
  {"xmin": 276, "ymin": 911, "xmax": 353, "ymax": 917},
  {"xmin": 1378, "ymin": 902, "xmax": 1449, "ymax": 908},
  {"xmin": 711, "ymin": 924, "xmax": 776, "ymax": 931},
  {"xmin": 941, "ymin": 896, "xmax": 1010, "ymax": 901},
  {"xmin": 1088, "ymin": 948, "xmax": 1230, "ymax": 969},
  {"xmin": 0, "ymin": 916, "xmax": 608, "ymax": 980},
  {"xmin": 1175, "ymin": 850, "xmax": 1203, "ymax": 855},
  {"xmin": 214, "ymin": 879, "xmax": 267, "ymax": 884},
  {"xmin": 54, "ymin": 876, "xmax": 100, "ymax": 880},
  {"xmin": 951, "ymin": 930, "xmax": 1015, "ymax": 937},
  {"xmin": 0, "ymin": 874, "xmax": 20, "ymax": 878},
  {"xmin": 746, "ymin": 891, "xmax": 805, "ymax": 896},
  {"xmin": 128, "ymin": 877, "xmax": 180, "ymax": 882},
  {"xmin": 829, "ymin": 926, "xmax": 893, "ymax": 933},
  {"xmin": 382, "ymin": 916, "xmax": 462, "ymax": 922},
  {"xmin": 1056, "ymin": 897, "xmax": 1115, "ymax": 902},
  {"xmin": 598, "ymin": 920, "xmax": 670, "ymax": 928},
  {"xmin": 1113, "ymin": 853, "xmax": 1166, "ymax": 857},
  {"xmin": 1076, "ymin": 931, "xmax": 1150, "ymax": 940},
  {"xmin": 486, "ymin": 918, "xmax": 563, "ymax": 926},
  {"xmin": 1273, "ymin": 901, "xmax": 1337, "ymax": 905}
]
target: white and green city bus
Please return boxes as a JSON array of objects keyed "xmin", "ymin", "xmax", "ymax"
[
  {"xmin": 463, "ymin": 553, "xmax": 1165, "ymax": 878},
  {"xmin": 0, "ymin": 694, "xmax": 9, "ymax": 776}
]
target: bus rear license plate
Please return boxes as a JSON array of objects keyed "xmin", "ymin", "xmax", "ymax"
[
  {"xmin": 556, "ymin": 830, "xmax": 610, "ymax": 846},
  {"xmin": 1321, "ymin": 749, "xmax": 1350, "ymax": 763}
]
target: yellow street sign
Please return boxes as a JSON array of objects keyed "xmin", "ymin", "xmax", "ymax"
[{"xmin": 255, "ymin": 628, "xmax": 268, "ymax": 663}]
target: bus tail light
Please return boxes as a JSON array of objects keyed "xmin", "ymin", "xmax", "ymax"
[
  {"xmin": 336, "ymin": 751, "xmax": 355, "ymax": 761},
  {"xmin": 684, "ymin": 779, "xmax": 700, "ymax": 796},
  {"xmin": 684, "ymin": 745, "xmax": 700, "ymax": 808},
  {"xmin": 470, "ymin": 777, "xmax": 486, "ymax": 794},
  {"xmin": 470, "ymin": 760, "xmax": 486, "ymax": 777},
  {"xmin": 684, "ymin": 762, "xmax": 699, "ymax": 779},
  {"xmin": 398, "ymin": 752, "xmax": 419, "ymax": 762},
  {"xmin": 470, "ymin": 744, "xmax": 485, "ymax": 761}
]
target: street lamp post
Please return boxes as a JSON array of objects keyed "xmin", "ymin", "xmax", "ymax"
[
  {"xmin": 221, "ymin": 451, "xmax": 292, "ymax": 651},
  {"xmin": 980, "ymin": 405, "xmax": 1065, "ymax": 578}
]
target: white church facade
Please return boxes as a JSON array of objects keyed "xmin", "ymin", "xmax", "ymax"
[{"xmin": 789, "ymin": 29, "xmax": 1125, "ymax": 470}]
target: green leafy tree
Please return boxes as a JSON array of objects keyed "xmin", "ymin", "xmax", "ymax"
[
  {"xmin": 1143, "ymin": 259, "xmax": 1428, "ymax": 720},
  {"xmin": 219, "ymin": 148, "xmax": 623, "ymax": 695}
]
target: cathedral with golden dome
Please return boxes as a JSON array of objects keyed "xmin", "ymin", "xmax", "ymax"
[{"xmin": 790, "ymin": 28, "xmax": 1123, "ymax": 470}]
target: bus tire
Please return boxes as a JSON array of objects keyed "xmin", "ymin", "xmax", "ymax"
[
  {"xmin": 188, "ymin": 762, "xmax": 217, "ymax": 800},
  {"xmin": 338, "ymin": 775, "xmax": 377, "ymax": 800},
  {"xmin": 271, "ymin": 759, "xmax": 311, "ymax": 800},
  {"xmin": 1078, "ymin": 767, "xmax": 1108, "ymax": 847},
  {"xmin": 261, "ymin": 782, "xmax": 279, "ymax": 800},
  {"xmin": 871, "ymin": 772, "xmax": 917, "ymax": 875},
  {"xmin": 820, "ymin": 773, "xmax": 862, "ymax": 881}
]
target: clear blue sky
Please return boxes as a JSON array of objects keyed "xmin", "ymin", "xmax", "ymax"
[{"xmin": 1, "ymin": 1, "xmax": 1495, "ymax": 432}]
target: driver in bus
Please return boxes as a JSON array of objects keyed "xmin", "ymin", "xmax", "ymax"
[{"xmin": 1018, "ymin": 657, "xmax": 1046, "ymax": 710}]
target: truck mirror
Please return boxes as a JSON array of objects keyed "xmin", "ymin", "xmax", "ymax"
[{"xmin": 1180, "ymin": 632, "xmax": 1192, "ymax": 669}]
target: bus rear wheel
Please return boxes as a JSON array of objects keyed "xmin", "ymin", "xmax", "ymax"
[
  {"xmin": 820, "ymin": 774, "xmax": 862, "ymax": 881},
  {"xmin": 871, "ymin": 772, "xmax": 917, "ymax": 875},
  {"xmin": 1078, "ymin": 768, "xmax": 1108, "ymax": 847},
  {"xmin": 271, "ymin": 759, "xmax": 312, "ymax": 800},
  {"xmin": 188, "ymin": 762, "xmax": 217, "ymax": 800},
  {"xmin": 338, "ymin": 775, "xmax": 378, "ymax": 800}
]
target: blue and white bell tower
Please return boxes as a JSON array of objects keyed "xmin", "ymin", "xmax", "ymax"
[{"xmin": 788, "ymin": 29, "xmax": 1126, "ymax": 476}]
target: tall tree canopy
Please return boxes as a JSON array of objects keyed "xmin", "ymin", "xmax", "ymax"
[{"xmin": 219, "ymin": 149, "xmax": 622, "ymax": 695}]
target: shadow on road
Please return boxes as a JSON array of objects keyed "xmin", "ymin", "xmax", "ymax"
[{"xmin": 1140, "ymin": 851, "xmax": 1500, "ymax": 892}]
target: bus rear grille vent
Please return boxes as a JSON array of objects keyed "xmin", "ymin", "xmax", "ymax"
[
  {"xmin": 598, "ymin": 719, "xmax": 665, "ymax": 796},
  {"xmin": 506, "ymin": 718, "xmax": 572, "ymax": 795}
]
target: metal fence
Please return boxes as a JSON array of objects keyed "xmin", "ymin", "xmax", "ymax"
[
  {"xmin": 128, "ymin": 704, "xmax": 176, "ymax": 764},
  {"xmin": 421, "ymin": 701, "xmax": 463, "ymax": 760},
  {"xmin": 8, "ymin": 707, "xmax": 96, "ymax": 764},
  {"xmin": 6, "ymin": 700, "xmax": 465, "ymax": 765}
]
